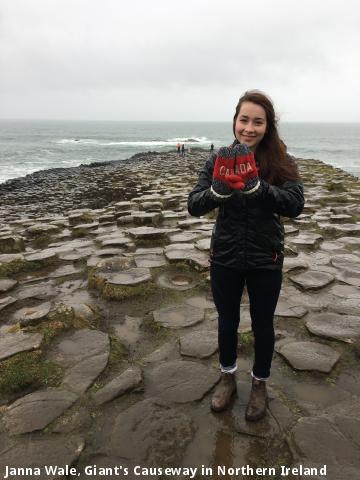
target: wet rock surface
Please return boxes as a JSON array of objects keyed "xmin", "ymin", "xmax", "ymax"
[
  {"xmin": 113, "ymin": 314, "xmax": 143, "ymax": 346},
  {"xmin": 156, "ymin": 269, "xmax": 200, "ymax": 290},
  {"xmin": 0, "ymin": 295, "xmax": 17, "ymax": 311},
  {"xmin": 288, "ymin": 398, "xmax": 360, "ymax": 480},
  {"xmin": 92, "ymin": 365, "xmax": 142, "ymax": 405},
  {"xmin": 275, "ymin": 297, "xmax": 308, "ymax": 318},
  {"xmin": 180, "ymin": 330, "xmax": 218, "ymax": 358},
  {"xmin": 12, "ymin": 301, "xmax": 51, "ymax": 327},
  {"xmin": 275, "ymin": 340, "xmax": 341, "ymax": 372},
  {"xmin": 47, "ymin": 329, "xmax": 110, "ymax": 394},
  {"xmin": 89, "ymin": 257, "xmax": 153, "ymax": 300},
  {"xmin": 0, "ymin": 278, "xmax": 17, "ymax": 293},
  {"xmin": 153, "ymin": 303, "xmax": 205, "ymax": 328},
  {"xmin": 289, "ymin": 270, "xmax": 335, "ymax": 290},
  {"xmin": 165, "ymin": 244, "xmax": 209, "ymax": 271},
  {"xmin": 0, "ymin": 151, "xmax": 360, "ymax": 474},
  {"xmin": 2, "ymin": 389, "xmax": 79, "ymax": 435},
  {"xmin": 0, "ymin": 331, "xmax": 43, "ymax": 361},
  {"xmin": 306, "ymin": 312, "xmax": 360, "ymax": 343},
  {"xmin": 145, "ymin": 360, "xmax": 220, "ymax": 402},
  {"xmin": 91, "ymin": 397, "xmax": 194, "ymax": 466},
  {"xmin": 0, "ymin": 435, "xmax": 85, "ymax": 479}
]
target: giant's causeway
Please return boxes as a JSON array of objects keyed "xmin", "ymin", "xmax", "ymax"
[{"xmin": 0, "ymin": 150, "xmax": 360, "ymax": 479}]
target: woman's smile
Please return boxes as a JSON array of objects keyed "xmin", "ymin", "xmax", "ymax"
[{"xmin": 239, "ymin": 133, "xmax": 259, "ymax": 148}]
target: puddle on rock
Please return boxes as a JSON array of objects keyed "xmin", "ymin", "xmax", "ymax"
[{"xmin": 171, "ymin": 274, "xmax": 191, "ymax": 286}]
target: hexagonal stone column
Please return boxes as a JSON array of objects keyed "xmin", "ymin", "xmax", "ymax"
[
  {"xmin": 2, "ymin": 389, "xmax": 79, "ymax": 434},
  {"xmin": 153, "ymin": 304, "xmax": 204, "ymax": 328},
  {"xmin": 26, "ymin": 223, "xmax": 60, "ymax": 236},
  {"xmin": 306, "ymin": 312, "xmax": 360, "ymax": 343},
  {"xmin": 131, "ymin": 212, "xmax": 162, "ymax": 226},
  {"xmin": 165, "ymin": 244, "xmax": 209, "ymax": 271},
  {"xmin": 145, "ymin": 360, "xmax": 220, "ymax": 402},
  {"xmin": 0, "ymin": 331, "xmax": 43, "ymax": 361},
  {"xmin": 24, "ymin": 248, "xmax": 59, "ymax": 266},
  {"xmin": 0, "ymin": 278, "xmax": 17, "ymax": 293},
  {"xmin": 275, "ymin": 340, "xmax": 340, "ymax": 373},
  {"xmin": 0, "ymin": 235, "xmax": 25, "ymax": 254},
  {"xmin": 287, "ymin": 233, "xmax": 323, "ymax": 249},
  {"xmin": 288, "ymin": 411, "xmax": 360, "ymax": 479},
  {"xmin": 180, "ymin": 330, "xmax": 218, "ymax": 358},
  {"xmin": 289, "ymin": 270, "xmax": 335, "ymax": 290},
  {"xmin": 89, "ymin": 257, "xmax": 153, "ymax": 300},
  {"xmin": 47, "ymin": 329, "xmax": 110, "ymax": 395},
  {"xmin": 127, "ymin": 226, "xmax": 174, "ymax": 241},
  {"xmin": 12, "ymin": 302, "xmax": 51, "ymax": 327}
]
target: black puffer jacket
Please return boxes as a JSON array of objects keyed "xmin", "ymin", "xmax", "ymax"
[{"xmin": 187, "ymin": 151, "xmax": 305, "ymax": 271}]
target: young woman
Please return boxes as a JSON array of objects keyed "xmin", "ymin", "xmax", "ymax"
[{"xmin": 187, "ymin": 90, "xmax": 304, "ymax": 421}]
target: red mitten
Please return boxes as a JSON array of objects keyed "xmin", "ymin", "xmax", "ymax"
[
  {"xmin": 225, "ymin": 143, "xmax": 260, "ymax": 193},
  {"xmin": 211, "ymin": 146, "xmax": 236, "ymax": 197}
]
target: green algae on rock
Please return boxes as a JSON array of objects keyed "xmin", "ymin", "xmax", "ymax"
[
  {"xmin": 88, "ymin": 256, "xmax": 155, "ymax": 300},
  {"xmin": 0, "ymin": 350, "xmax": 63, "ymax": 397},
  {"xmin": 0, "ymin": 235, "xmax": 25, "ymax": 254},
  {"xmin": 0, "ymin": 255, "xmax": 41, "ymax": 278}
]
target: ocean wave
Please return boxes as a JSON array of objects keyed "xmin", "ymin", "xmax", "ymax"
[
  {"xmin": 56, "ymin": 139, "xmax": 100, "ymax": 145},
  {"xmin": 55, "ymin": 137, "xmax": 211, "ymax": 146},
  {"xmin": 166, "ymin": 136, "xmax": 210, "ymax": 143}
]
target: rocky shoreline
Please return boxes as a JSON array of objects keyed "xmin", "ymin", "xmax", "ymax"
[
  {"xmin": 0, "ymin": 149, "xmax": 360, "ymax": 479},
  {"xmin": 0, "ymin": 150, "xmax": 184, "ymax": 213}
]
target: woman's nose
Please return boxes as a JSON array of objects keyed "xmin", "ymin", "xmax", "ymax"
[{"xmin": 245, "ymin": 123, "xmax": 255, "ymax": 132}]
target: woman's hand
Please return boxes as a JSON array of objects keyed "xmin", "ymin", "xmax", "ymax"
[
  {"xmin": 225, "ymin": 144, "xmax": 260, "ymax": 194},
  {"xmin": 211, "ymin": 146, "xmax": 236, "ymax": 197}
]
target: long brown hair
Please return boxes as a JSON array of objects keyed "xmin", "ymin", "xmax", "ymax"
[{"xmin": 232, "ymin": 90, "xmax": 301, "ymax": 185}]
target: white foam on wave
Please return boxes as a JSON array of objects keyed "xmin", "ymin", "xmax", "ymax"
[
  {"xmin": 55, "ymin": 137, "xmax": 211, "ymax": 146},
  {"xmin": 0, "ymin": 165, "xmax": 45, "ymax": 184},
  {"xmin": 56, "ymin": 139, "xmax": 99, "ymax": 145},
  {"xmin": 166, "ymin": 136, "xmax": 210, "ymax": 143}
]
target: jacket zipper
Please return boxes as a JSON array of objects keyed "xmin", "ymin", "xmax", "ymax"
[{"xmin": 244, "ymin": 195, "xmax": 248, "ymax": 269}]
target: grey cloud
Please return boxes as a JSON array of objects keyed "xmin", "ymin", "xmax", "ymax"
[{"xmin": 0, "ymin": 0, "xmax": 359, "ymax": 120}]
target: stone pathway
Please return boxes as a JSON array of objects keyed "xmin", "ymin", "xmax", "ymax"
[{"xmin": 0, "ymin": 151, "xmax": 360, "ymax": 479}]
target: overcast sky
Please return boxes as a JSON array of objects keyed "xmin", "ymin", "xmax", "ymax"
[{"xmin": 0, "ymin": 0, "xmax": 359, "ymax": 122}]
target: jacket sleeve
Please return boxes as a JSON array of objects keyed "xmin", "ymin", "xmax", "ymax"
[
  {"xmin": 187, "ymin": 153, "xmax": 234, "ymax": 217},
  {"xmin": 256, "ymin": 179, "xmax": 305, "ymax": 218}
]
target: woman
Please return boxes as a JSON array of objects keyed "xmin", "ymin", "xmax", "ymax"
[{"xmin": 187, "ymin": 90, "xmax": 304, "ymax": 421}]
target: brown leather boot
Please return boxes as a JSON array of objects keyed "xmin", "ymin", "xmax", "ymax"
[
  {"xmin": 211, "ymin": 373, "xmax": 236, "ymax": 412},
  {"xmin": 245, "ymin": 378, "xmax": 268, "ymax": 421}
]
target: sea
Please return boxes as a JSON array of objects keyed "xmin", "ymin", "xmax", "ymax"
[{"xmin": 0, "ymin": 120, "xmax": 360, "ymax": 185}]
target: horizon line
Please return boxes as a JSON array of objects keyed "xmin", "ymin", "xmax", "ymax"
[{"xmin": 1, "ymin": 118, "xmax": 360, "ymax": 124}]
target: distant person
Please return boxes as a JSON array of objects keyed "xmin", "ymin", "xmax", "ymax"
[
  {"xmin": 188, "ymin": 90, "xmax": 304, "ymax": 421},
  {"xmin": 181, "ymin": 144, "xmax": 185, "ymax": 156},
  {"xmin": 188, "ymin": 147, "xmax": 192, "ymax": 154},
  {"xmin": 210, "ymin": 143, "xmax": 214, "ymax": 151},
  {"xmin": 176, "ymin": 143, "xmax": 181, "ymax": 154}
]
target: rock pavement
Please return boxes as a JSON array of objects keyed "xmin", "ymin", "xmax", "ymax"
[{"xmin": 0, "ymin": 150, "xmax": 360, "ymax": 477}]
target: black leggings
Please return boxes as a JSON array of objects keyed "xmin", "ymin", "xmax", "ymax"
[{"xmin": 210, "ymin": 263, "xmax": 283, "ymax": 379}]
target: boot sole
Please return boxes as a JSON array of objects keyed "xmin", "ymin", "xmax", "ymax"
[
  {"xmin": 245, "ymin": 410, "xmax": 266, "ymax": 421},
  {"xmin": 211, "ymin": 402, "xmax": 230, "ymax": 413}
]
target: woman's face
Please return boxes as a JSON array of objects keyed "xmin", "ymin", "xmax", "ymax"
[{"xmin": 234, "ymin": 101, "xmax": 267, "ymax": 151}]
